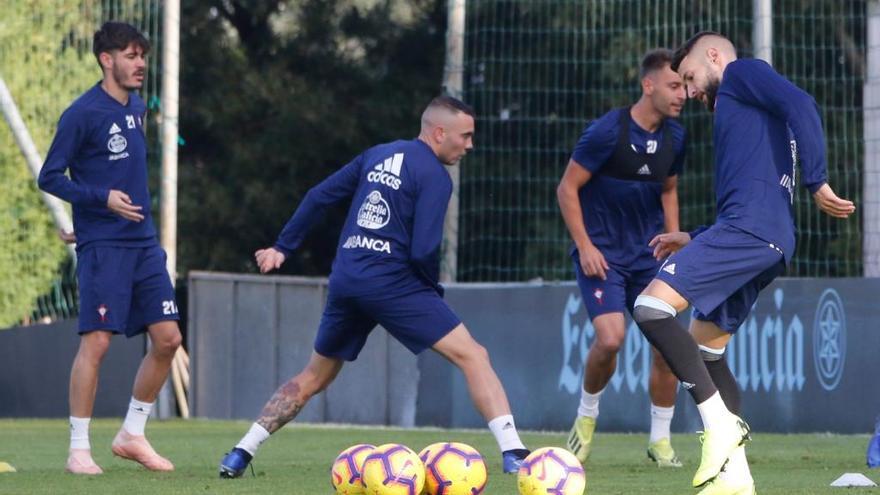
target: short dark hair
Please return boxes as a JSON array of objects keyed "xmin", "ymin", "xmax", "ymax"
[
  {"xmin": 671, "ymin": 31, "xmax": 725, "ymax": 72},
  {"xmin": 93, "ymin": 22, "xmax": 150, "ymax": 66},
  {"xmin": 640, "ymin": 49, "xmax": 673, "ymax": 79},
  {"xmin": 428, "ymin": 94, "xmax": 475, "ymax": 118}
]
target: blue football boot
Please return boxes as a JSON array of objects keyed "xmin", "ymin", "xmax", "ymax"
[
  {"xmin": 219, "ymin": 447, "xmax": 252, "ymax": 478},
  {"xmin": 502, "ymin": 448, "xmax": 530, "ymax": 474}
]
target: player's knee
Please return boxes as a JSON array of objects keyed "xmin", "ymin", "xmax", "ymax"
[
  {"xmin": 632, "ymin": 295, "xmax": 677, "ymax": 325},
  {"xmin": 312, "ymin": 377, "xmax": 334, "ymax": 396},
  {"xmin": 458, "ymin": 340, "xmax": 491, "ymax": 369},
  {"xmin": 699, "ymin": 345, "xmax": 725, "ymax": 362},
  {"xmin": 152, "ymin": 330, "xmax": 182, "ymax": 357},
  {"xmin": 440, "ymin": 331, "xmax": 490, "ymax": 367},
  {"xmin": 592, "ymin": 331, "xmax": 623, "ymax": 354},
  {"xmin": 472, "ymin": 341, "xmax": 490, "ymax": 362},
  {"xmin": 297, "ymin": 369, "xmax": 332, "ymax": 399},
  {"xmin": 455, "ymin": 347, "xmax": 492, "ymax": 377},
  {"xmin": 79, "ymin": 332, "xmax": 112, "ymax": 361}
]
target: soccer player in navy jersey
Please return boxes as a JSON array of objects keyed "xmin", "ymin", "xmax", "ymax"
[
  {"xmin": 631, "ymin": 32, "xmax": 855, "ymax": 494},
  {"xmin": 558, "ymin": 49, "xmax": 687, "ymax": 467},
  {"xmin": 219, "ymin": 96, "xmax": 530, "ymax": 478},
  {"xmin": 38, "ymin": 22, "xmax": 181, "ymax": 475}
]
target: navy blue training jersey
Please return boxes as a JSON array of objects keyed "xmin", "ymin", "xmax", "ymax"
[
  {"xmin": 274, "ymin": 139, "xmax": 451, "ymax": 294},
  {"xmin": 570, "ymin": 108, "xmax": 686, "ymax": 271},
  {"xmin": 38, "ymin": 83, "xmax": 156, "ymax": 251},
  {"xmin": 713, "ymin": 59, "xmax": 827, "ymax": 262}
]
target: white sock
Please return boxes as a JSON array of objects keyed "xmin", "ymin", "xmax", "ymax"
[
  {"xmin": 696, "ymin": 392, "xmax": 730, "ymax": 431},
  {"xmin": 236, "ymin": 423, "xmax": 271, "ymax": 456},
  {"xmin": 649, "ymin": 404, "xmax": 675, "ymax": 443},
  {"xmin": 122, "ymin": 397, "xmax": 153, "ymax": 436},
  {"xmin": 488, "ymin": 415, "xmax": 526, "ymax": 452},
  {"xmin": 577, "ymin": 387, "xmax": 603, "ymax": 419},
  {"xmin": 70, "ymin": 416, "xmax": 91, "ymax": 450},
  {"xmin": 719, "ymin": 445, "xmax": 752, "ymax": 483}
]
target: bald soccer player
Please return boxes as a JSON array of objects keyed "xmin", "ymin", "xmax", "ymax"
[
  {"xmin": 218, "ymin": 95, "xmax": 531, "ymax": 478},
  {"xmin": 630, "ymin": 32, "xmax": 854, "ymax": 494}
]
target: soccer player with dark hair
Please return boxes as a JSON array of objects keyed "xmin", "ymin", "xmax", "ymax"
[
  {"xmin": 218, "ymin": 95, "xmax": 531, "ymax": 478},
  {"xmin": 558, "ymin": 49, "xmax": 686, "ymax": 467},
  {"xmin": 38, "ymin": 21, "xmax": 181, "ymax": 474},
  {"xmin": 630, "ymin": 32, "xmax": 854, "ymax": 494}
]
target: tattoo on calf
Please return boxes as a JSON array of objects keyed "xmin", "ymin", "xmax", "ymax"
[{"xmin": 256, "ymin": 381, "xmax": 305, "ymax": 433}]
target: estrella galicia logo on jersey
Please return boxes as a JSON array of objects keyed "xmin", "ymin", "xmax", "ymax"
[
  {"xmin": 356, "ymin": 191, "xmax": 390, "ymax": 230},
  {"xmin": 342, "ymin": 235, "xmax": 391, "ymax": 254},
  {"xmin": 812, "ymin": 288, "xmax": 846, "ymax": 391},
  {"xmin": 107, "ymin": 127, "xmax": 129, "ymax": 160},
  {"xmin": 367, "ymin": 153, "xmax": 404, "ymax": 190},
  {"xmin": 108, "ymin": 133, "xmax": 127, "ymax": 154}
]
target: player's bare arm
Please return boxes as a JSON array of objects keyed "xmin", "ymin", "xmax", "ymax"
[
  {"xmin": 255, "ymin": 247, "xmax": 286, "ymax": 273},
  {"xmin": 813, "ymin": 183, "xmax": 855, "ymax": 219},
  {"xmin": 660, "ymin": 175, "xmax": 679, "ymax": 232},
  {"xmin": 107, "ymin": 189, "xmax": 144, "ymax": 222},
  {"xmin": 557, "ymin": 159, "xmax": 609, "ymax": 280}
]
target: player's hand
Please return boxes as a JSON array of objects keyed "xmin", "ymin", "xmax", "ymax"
[
  {"xmin": 650, "ymin": 231, "xmax": 691, "ymax": 260},
  {"xmin": 255, "ymin": 247, "xmax": 286, "ymax": 274},
  {"xmin": 57, "ymin": 230, "xmax": 76, "ymax": 244},
  {"xmin": 813, "ymin": 183, "xmax": 855, "ymax": 219},
  {"xmin": 578, "ymin": 243, "xmax": 609, "ymax": 280},
  {"xmin": 107, "ymin": 189, "xmax": 144, "ymax": 222}
]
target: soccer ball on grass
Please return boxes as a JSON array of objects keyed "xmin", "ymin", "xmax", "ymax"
[{"xmin": 418, "ymin": 442, "xmax": 488, "ymax": 495}]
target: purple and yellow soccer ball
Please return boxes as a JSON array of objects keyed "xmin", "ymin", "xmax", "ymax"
[
  {"xmin": 517, "ymin": 447, "xmax": 586, "ymax": 495},
  {"xmin": 362, "ymin": 443, "xmax": 426, "ymax": 495},
  {"xmin": 418, "ymin": 442, "xmax": 488, "ymax": 495},
  {"xmin": 331, "ymin": 444, "xmax": 376, "ymax": 494}
]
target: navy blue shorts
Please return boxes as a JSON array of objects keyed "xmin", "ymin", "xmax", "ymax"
[
  {"xmin": 654, "ymin": 224, "xmax": 785, "ymax": 332},
  {"xmin": 573, "ymin": 253, "xmax": 656, "ymax": 320},
  {"xmin": 77, "ymin": 245, "xmax": 179, "ymax": 337},
  {"xmin": 314, "ymin": 284, "xmax": 462, "ymax": 361}
]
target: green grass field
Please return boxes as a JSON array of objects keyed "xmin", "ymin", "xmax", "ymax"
[{"xmin": 0, "ymin": 419, "xmax": 876, "ymax": 494}]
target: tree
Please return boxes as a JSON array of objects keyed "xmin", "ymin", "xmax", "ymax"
[{"xmin": 0, "ymin": 1, "xmax": 97, "ymax": 327}]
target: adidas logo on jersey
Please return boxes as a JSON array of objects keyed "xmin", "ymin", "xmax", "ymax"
[
  {"xmin": 109, "ymin": 123, "xmax": 122, "ymax": 134},
  {"xmin": 662, "ymin": 263, "xmax": 676, "ymax": 275},
  {"xmin": 342, "ymin": 235, "xmax": 391, "ymax": 254},
  {"xmin": 637, "ymin": 164, "xmax": 652, "ymax": 175},
  {"xmin": 367, "ymin": 153, "xmax": 404, "ymax": 190}
]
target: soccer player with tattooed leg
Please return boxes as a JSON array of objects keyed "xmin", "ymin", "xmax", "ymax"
[
  {"xmin": 558, "ymin": 49, "xmax": 687, "ymax": 468},
  {"xmin": 632, "ymin": 32, "xmax": 854, "ymax": 495},
  {"xmin": 219, "ymin": 96, "xmax": 529, "ymax": 478}
]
